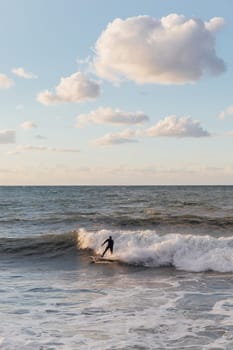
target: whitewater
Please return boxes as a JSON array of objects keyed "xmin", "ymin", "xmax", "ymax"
[
  {"xmin": 1, "ymin": 186, "xmax": 233, "ymax": 349},
  {"xmin": 78, "ymin": 228, "xmax": 233, "ymax": 272}
]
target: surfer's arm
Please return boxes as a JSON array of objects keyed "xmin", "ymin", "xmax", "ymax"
[{"xmin": 101, "ymin": 239, "xmax": 108, "ymax": 246}]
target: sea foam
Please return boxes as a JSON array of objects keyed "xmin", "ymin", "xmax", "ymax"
[{"xmin": 77, "ymin": 228, "xmax": 233, "ymax": 272}]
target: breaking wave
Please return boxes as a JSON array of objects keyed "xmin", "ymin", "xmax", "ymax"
[
  {"xmin": 3, "ymin": 227, "xmax": 233, "ymax": 273},
  {"xmin": 77, "ymin": 228, "xmax": 233, "ymax": 273}
]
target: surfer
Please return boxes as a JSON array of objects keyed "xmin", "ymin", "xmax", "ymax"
[{"xmin": 101, "ymin": 236, "xmax": 114, "ymax": 257}]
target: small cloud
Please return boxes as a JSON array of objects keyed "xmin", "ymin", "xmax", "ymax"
[
  {"xmin": 147, "ymin": 115, "xmax": 210, "ymax": 138},
  {"xmin": 0, "ymin": 74, "xmax": 14, "ymax": 89},
  {"xmin": 20, "ymin": 121, "xmax": 37, "ymax": 129},
  {"xmin": 12, "ymin": 67, "xmax": 38, "ymax": 79},
  {"xmin": 8, "ymin": 145, "xmax": 80, "ymax": 154},
  {"xmin": 218, "ymin": 105, "xmax": 233, "ymax": 120},
  {"xmin": 94, "ymin": 14, "xmax": 226, "ymax": 84},
  {"xmin": 0, "ymin": 130, "xmax": 15, "ymax": 144},
  {"xmin": 77, "ymin": 106, "xmax": 149, "ymax": 127},
  {"xmin": 37, "ymin": 72, "xmax": 101, "ymax": 106},
  {"xmin": 94, "ymin": 129, "xmax": 139, "ymax": 146},
  {"xmin": 205, "ymin": 17, "xmax": 225, "ymax": 32}
]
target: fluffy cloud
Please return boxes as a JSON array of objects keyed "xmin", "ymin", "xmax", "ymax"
[
  {"xmin": 147, "ymin": 115, "xmax": 210, "ymax": 137},
  {"xmin": 77, "ymin": 107, "xmax": 149, "ymax": 127},
  {"xmin": 8, "ymin": 145, "xmax": 80, "ymax": 154},
  {"xmin": 20, "ymin": 121, "xmax": 37, "ymax": 129},
  {"xmin": 37, "ymin": 72, "xmax": 101, "ymax": 105},
  {"xmin": 219, "ymin": 105, "xmax": 233, "ymax": 120},
  {"xmin": 93, "ymin": 115, "xmax": 210, "ymax": 145},
  {"xmin": 0, "ymin": 74, "xmax": 14, "ymax": 89},
  {"xmin": 94, "ymin": 14, "xmax": 225, "ymax": 84},
  {"xmin": 0, "ymin": 130, "xmax": 15, "ymax": 144},
  {"xmin": 12, "ymin": 67, "xmax": 38, "ymax": 79},
  {"xmin": 94, "ymin": 129, "xmax": 139, "ymax": 146}
]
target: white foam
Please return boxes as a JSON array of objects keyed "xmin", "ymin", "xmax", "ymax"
[{"xmin": 77, "ymin": 228, "xmax": 233, "ymax": 272}]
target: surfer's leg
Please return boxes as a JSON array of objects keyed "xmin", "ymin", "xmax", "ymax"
[{"xmin": 101, "ymin": 246, "xmax": 108, "ymax": 257}]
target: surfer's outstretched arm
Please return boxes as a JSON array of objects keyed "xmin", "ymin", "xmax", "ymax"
[{"xmin": 101, "ymin": 239, "xmax": 108, "ymax": 246}]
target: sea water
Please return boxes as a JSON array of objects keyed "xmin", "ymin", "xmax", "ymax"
[{"xmin": 0, "ymin": 186, "xmax": 233, "ymax": 349}]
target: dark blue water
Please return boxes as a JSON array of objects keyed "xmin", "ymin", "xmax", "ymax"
[{"xmin": 1, "ymin": 186, "xmax": 232, "ymax": 238}]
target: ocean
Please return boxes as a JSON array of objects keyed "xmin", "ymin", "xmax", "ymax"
[{"xmin": 1, "ymin": 186, "xmax": 233, "ymax": 350}]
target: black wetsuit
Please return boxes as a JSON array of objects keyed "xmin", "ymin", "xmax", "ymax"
[{"xmin": 101, "ymin": 237, "xmax": 114, "ymax": 257}]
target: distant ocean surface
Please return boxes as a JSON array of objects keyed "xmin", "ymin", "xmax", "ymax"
[{"xmin": 1, "ymin": 186, "xmax": 233, "ymax": 349}]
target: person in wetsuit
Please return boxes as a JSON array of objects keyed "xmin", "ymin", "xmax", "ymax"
[{"xmin": 101, "ymin": 236, "xmax": 114, "ymax": 257}]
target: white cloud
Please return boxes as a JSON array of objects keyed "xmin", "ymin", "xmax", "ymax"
[
  {"xmin": 218, "ymin": 105, "xmax": 233, "ymax": 120},
  {"xmin": 77, "ymin": 107, "xmax": 149, "ymax": 127},
  {"xmin": 205, "ymin": 17, "xmax": 225, "ymax": 32},
  {"xmin": 93, "ymin": 115, "xmax": 210, "ymax": 146},
  {"xmin": 37, "ymin": 72, "xmax": 101, "ymax": 105},
  {"xmin": 94, "ymin": 14, "xmax": 226, "ymax": 84},
  {"xmin": 94, "ymin": 129, "xmax": 139, "ymax": 146},
  {"xmin": 147, "ymin": 115, "xmax": 210, "ymax": 137},
  {"xmin": 0, "ymin": 74, "xmax": 14, "ymax": 89},
  {"xmin": 0, "ymin": 130, "xmax": 15, "ymax": 144},
  {"xmin": 20, "ymin": 121, "xmax": 37, "ymax": 129},
  {"xmin": 12, "ymin": 67, "xmax": 38, "ymax": 79},
  {"xmin": 8, "ymin": 145, "xmax": 80, "ymax": 154}
]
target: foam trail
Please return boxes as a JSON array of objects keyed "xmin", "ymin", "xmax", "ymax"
[{"xmin": 77, "ymin": 228, "xmax": 233, "ymax": 272}]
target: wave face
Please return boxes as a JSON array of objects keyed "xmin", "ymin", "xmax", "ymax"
[
  {"xmin": 0, "ymin": 231, "xmax": 77, "ymax": 258},
  {"xmin": 78, "ymin": 228, "xmax": 233, "ymax": 273}
]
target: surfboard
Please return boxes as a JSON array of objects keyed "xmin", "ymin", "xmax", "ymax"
[{"xmin": 89, "ymin": 256, "xmax": 117, "ymax": 264}]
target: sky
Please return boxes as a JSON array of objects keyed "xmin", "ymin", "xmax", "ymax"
[{"xmin": 0, "ymin": 0, "xmax": 233, "ymax": 185}]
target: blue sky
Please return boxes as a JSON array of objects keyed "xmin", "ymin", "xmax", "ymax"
[{"xmin": 0, "ymin": 0, "xmax": 232, "ymax": 185}]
